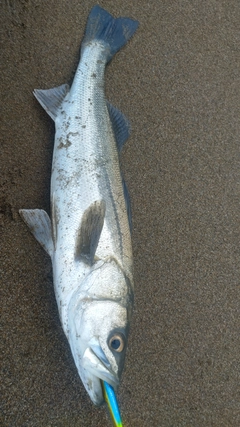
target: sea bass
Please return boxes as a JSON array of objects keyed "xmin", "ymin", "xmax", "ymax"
[{"xmin": 19, "ymin": 4, "xmax": 138, "ymax": 410}]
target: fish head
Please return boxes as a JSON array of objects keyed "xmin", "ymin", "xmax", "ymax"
[
  {"xmin": 68, "ymin": 260, "xmax": 133, "ymax": 405},
  {"xmin": 81, "ymin": 300, "xmax": 130, "ymax": 404}
]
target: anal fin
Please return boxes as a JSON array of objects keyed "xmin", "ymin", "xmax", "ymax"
[{"xmin": 33, "ymin": 84, "xmax": 69, "ymax": 121}]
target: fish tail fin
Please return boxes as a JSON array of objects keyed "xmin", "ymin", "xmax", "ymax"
[{"xmin": 82, "ymin": 5, "xmax": 139, "ymax": 61}]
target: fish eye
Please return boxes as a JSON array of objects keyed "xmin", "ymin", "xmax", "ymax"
[{"xmin": 108, "ymin": 334, "xmax": 125, "ymax": 352}]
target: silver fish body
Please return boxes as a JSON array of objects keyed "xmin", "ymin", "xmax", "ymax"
[{"xmin": 20, "ymin": 6, "xmax": 138, "ymax": 405}]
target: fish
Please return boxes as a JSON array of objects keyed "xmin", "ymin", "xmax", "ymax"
[{"xmin": 19, "ymin": 4, "xmax": 138, "ymax": 421}]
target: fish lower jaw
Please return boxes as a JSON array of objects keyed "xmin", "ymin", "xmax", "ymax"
[{"xmin": 82, "ymin": 347, "xmax": 119, "ymax": 388}]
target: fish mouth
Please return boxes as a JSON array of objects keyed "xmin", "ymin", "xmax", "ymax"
[{"xmin": 82, "ymin": 345, "xmax": 119, "ymax": 390}]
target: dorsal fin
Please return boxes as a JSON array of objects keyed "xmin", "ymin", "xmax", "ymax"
[
  {"xmin": 33, "ymin": 84, "xmax": 69, "ymax": 121},
  {"xmin": 107, "ymin": 102, "xmax": 131, "ymax": 152},
  {"xmin": 75, "ymin": 200, "xmax": 106, "ymax": 264},
  {"xmin": 122, "ymin": 179, "xmax": 132, "ymax": 233},
  {"xmin": 107, "ymin": 102, "xmax": 132, "ymax": 231}
]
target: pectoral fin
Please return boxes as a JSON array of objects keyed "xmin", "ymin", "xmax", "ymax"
[
  {"xmin": 19, "ymin": 209, "xmax": 54, "ymax": 258},
  {"xmin": 75, "ymin": 200, "xmax": 106, "ymax": 264}
]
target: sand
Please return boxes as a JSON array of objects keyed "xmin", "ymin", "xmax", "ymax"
[{"xmin": 1, "ymin": 1, "xmax": 240, "ymax": 426}]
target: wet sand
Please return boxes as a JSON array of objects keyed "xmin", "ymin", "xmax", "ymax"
[{"xmin": 1, "ymin": 1, "xmax": 240, "ymax": 426}]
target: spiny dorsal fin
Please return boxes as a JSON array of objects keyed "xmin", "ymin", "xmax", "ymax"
[
  {"xmin": 19, "ymin": 209, "xmax": 54, "ymax": 258},
  {"xmin": 33, "ymin": 84, "xmax": 69, "ymax": 121},
  {"xmin": 107, "ymin": 102, "xmax": 131, "ymax": 152},
  {"xmin": 122, "ymin": 178, "xmax": 132, "ymax": 233},
  {"xmin": 75, "ymin": 200, "xmax": 106, "ymax": 264}
]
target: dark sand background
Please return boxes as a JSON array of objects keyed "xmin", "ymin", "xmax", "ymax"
[{"xmin": 1, "ymin": 1, "xmax": 240, "ymax": 426}]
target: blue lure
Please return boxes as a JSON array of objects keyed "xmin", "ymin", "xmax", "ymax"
[{"xmin": 102, "ymin": 381, "xmax": 123, "ymax": 427}]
